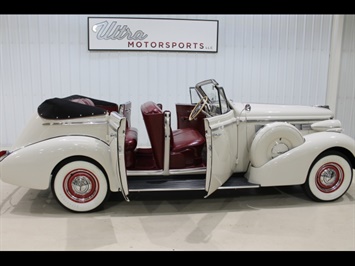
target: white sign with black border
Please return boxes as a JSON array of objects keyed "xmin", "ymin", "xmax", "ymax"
[{"xmin": 88, "ymin": 17, "xmax": 218, "ymax": 53}]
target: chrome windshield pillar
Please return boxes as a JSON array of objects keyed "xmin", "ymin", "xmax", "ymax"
[{"xmin": 163, "ymin": 111, "xmax": 171, "ymax": 175}]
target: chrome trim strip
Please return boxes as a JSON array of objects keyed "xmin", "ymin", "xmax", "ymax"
[
  {"xmin": 128, "ymin": 187, "xmax": 205, "ymax": 192},
  {"xmin": 42, "ymin": 120, "xmax": 108, "ymax": 126},
  {"xmin": 117, "ymin": 118, "xmax": 130, "ymax": 202},
  {"xmin": 128, "ymin": 184, "xmax": 259, "ymax": 192},
  {"xmin": 210, "ymin": 117, "xmax": 237, "ymax": 130},
  {"xmin": 239, "ymin": 118, "xmax": 333, "ymax": 123},
  {"xmin": 163, "ymin": 111, "xmax": 171, "ymax": 176},
  {"xmin": 127, "ymin": 170, "xmax": 164, "ymax": 176},
  {"xmin": 218, "ymin": 185, "xmax": 259, "ymax": 189},
  {"xmin": 168, "ymin": 168, "xmax": 206, "ymax": 175},
  {"xmin": 127, "ymin": 167, "xmax": 206, "ymax": 176},
  {"xmin": 10, "ymin": 135, "xmax": 109, "ymax": 154}
]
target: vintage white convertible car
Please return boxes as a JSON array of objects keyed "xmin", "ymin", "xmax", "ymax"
[{"xmin": 1, "ymin": 79, "xmax": 354, "ymax": 213}]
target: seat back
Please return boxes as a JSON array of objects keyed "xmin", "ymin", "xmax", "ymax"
[{"xmin": 141, "ymin": 101, "xmax": 165, "ymax": 169}]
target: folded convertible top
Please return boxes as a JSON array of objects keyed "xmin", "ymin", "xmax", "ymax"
[{"xmin": 37, "ymin": 95, "xmax": 118, "ymax": 119}]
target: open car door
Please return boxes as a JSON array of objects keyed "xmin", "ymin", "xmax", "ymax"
[
  {"xmin": 109, "ymin": 112, "xmax": 129, "ymax": 201},
  {"xmin": 192, "ymin": 80, "xmax": 240, "ymax": 197},
  {"xmin": 204, "ymin": 110, "xmax": 239, "ymax": 197}
]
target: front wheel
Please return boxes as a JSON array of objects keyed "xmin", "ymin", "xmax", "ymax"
[
  {"xmin": 51, "ymin": 159, "xmax": 110, "ymax": 212},
  {"xmin": 303, "ymin": 151, "xmax": 353, "ymax": 202}
]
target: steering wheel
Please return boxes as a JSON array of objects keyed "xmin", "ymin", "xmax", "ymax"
[{"xmin": 189, "ymin": 96, "xmax": 208, "ymax": 121}]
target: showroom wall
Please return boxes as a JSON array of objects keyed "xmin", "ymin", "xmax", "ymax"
[
  {"xmin": 1, "ymin": 14, "xmax": 354, "ymax": 147},
  {"xmin": 336, "ymin": 15, "xmax": 355, "ymax": 141}
]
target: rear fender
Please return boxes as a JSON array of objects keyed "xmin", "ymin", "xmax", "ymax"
[{"xmin": 0, "ymin": 136, "xmax": 119, "ymax": 191}]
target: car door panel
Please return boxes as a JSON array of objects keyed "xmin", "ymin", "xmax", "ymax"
[
  {"xmin": 204, "ymin": 110, "xmax": 238, "ymax": 197},
  {"xmin": 109, "ymin": 112, "xmax": 129, "ymax": 201}
]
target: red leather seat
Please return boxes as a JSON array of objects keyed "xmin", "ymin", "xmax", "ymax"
[
  {"xmin": 124, "ymin": 127, "xmax": 138, "ymax": 168},
  {"xmin": 141, "ymin": 101, "xmax": 205, "ymax": 169},
  {"xmin": 171, "ymin": 128, "xmax": 205, "ymax": 152}
]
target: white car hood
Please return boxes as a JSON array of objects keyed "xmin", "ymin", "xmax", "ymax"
[{"xmin": 234, "ymin": 102, "xmax": 334, "ymax": 121}]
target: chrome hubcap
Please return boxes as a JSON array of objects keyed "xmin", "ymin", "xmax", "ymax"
[
  {"xmin": 316, "ymin": 162, "xmax": 344, "ymax": 193},
  {"xmin": 63, "ymin": 169, "xmax": 99, "ymax": 203}
]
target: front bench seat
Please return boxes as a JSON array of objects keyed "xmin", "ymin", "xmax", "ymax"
[{"xmin": 141, "ymin": 101, "xmax": 205, "ymax": 169}]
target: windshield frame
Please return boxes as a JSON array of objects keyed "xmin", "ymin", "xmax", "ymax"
[{"xmin": 192, "ymin": 79, "xmax": 231, "ymax": 115}]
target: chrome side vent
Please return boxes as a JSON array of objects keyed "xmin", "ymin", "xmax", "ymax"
[{"xmin": 314, "ymin": 105, "xmax": 330, "ymax": 109}]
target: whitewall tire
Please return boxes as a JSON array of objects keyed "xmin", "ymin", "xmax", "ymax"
[
  {"xmin": 51, "ymin": 159, "xmax": 109, "ymax": 212},
  {"xmin": 303, "ymin": 151, "xmax": 353, "ymax": 202}
]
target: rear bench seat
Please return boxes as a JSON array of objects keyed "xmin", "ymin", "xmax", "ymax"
[{"xmin": 71, "ymin": 98, "xmax": 138, "ymax": 168}]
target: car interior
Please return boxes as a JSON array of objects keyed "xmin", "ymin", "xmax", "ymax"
[{"xmin": 38, "ymin": 95, "xmax": 208, "ymax": 172}]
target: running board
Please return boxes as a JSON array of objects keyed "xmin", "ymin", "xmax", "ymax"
[{"xmin": 127, "ymin": 174, "xmax": 259, "ymax": 192}]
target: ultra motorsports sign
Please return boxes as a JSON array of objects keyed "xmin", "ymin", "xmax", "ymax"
[{"xmin": 88, "ymin": 17, "xmax": 219, "ymax": 53}]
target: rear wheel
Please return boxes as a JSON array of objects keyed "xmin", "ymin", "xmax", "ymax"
[
  {"xmin": 303, "ymin": 151, "xmax": 353, "ymax": 202},
  {"xmin": 51, "ymin": 159, "xmax": 110, "ymax": 212}
]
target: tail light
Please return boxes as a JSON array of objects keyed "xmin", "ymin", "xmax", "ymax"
[{"xmin": 0, "ymin": 150, "xmax": 9, "ymax": 161}]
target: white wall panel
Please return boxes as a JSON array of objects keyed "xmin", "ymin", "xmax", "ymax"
[
  {"xmin": 1, "ymin": 14, "xmax": 336, "ymax": 147},
  {"xmin": 336, "ymin": 15, "xmax": 355, "ymax": 139}
]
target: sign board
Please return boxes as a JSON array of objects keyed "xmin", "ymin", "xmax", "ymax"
[{"xmin": 88, "ymin": 17, "xmax": 218, "ymax": 53}]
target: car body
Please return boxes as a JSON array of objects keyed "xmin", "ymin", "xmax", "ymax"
[{"xmin": 1, "ymin": 79, "xmax": 354, "ymax": 213}]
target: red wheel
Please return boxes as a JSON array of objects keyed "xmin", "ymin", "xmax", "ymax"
[
  {"xmin": 62, "ymin": 168, "xmax": 100, "ymax": 204},
  {"xmin": 314, "ymin": 162, "xmax": 344, "ymax": 193},
  {"xmin": 303, "ymin": 151, "xmax": 353, "ymax": 202},
  {"xmin": 52, "ymin": 160, "xmax": 109, "ymax": 212}
]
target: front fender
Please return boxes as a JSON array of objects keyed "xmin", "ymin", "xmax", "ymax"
[
  {"xmin": 246, "ymin": 132, "xmax": 355, "ymax": 186},
  {"xmin": 0, "ymin": 136, "xmax": 119, "ymax": 191}
]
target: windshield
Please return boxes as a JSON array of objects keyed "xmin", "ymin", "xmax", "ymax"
[{"xmin": 191, "ymin": 79, "xmax": 231, "ymax": 116}]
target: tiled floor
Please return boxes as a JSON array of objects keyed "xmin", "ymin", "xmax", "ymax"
[{"xmin": 1, "ymin": 175, "xmax": 354, "ymax": 251}]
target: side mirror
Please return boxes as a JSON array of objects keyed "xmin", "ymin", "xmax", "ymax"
[{"xmin": 245, "ymin": 104, "xmax": 251, "ymax": 112}]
